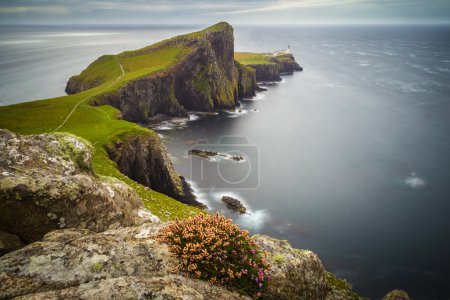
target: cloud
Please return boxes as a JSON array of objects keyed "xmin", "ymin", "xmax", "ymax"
[
  {"xmin": 0, "ymin": 5, "xmax": 68, "ymax": 14},
  {"xmin": 209, "ymin": 0, "xmax": 357, "ymax": 15}
]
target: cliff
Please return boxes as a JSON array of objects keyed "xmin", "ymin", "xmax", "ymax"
[
  {"xmin": 67, "ymin": 23, "xmax": 241, "ymax": 123},
  {"xmin": 235, "ymin": 52, "xmax": 303, "ymax": 82},
  {"xmin": 107, "ymin": 133, "xmax": 204, "ymax": 208}
]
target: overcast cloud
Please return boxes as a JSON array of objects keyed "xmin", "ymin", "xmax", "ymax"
[{"xmin": 0, "ymin": 0, "xmax": 449, "ymax": 25}]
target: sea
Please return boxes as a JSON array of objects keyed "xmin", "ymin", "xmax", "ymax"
[{"xmin": 1, "ymin": 24, "xmax": 449, "ymax": 299}]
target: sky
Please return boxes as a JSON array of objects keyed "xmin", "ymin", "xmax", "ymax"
[{"xmin": 0, "ymin": 0, "xmax": 449, "ymax": 25}]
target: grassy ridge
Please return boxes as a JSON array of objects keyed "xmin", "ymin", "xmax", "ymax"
[{"xmin": 0, "ymin": 45, "xmax": 200, "ymax": 220}]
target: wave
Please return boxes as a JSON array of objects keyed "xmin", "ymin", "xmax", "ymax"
[{"xmin": 404, "ymin": 172, "xmax": 426, "ymax": 189}]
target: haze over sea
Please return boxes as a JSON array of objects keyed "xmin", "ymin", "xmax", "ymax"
[{"xmin": 1, "ymin": 24, "xmax": 449, "ymax": 299}]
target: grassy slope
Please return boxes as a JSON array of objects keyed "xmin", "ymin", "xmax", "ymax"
[
  {"xmin": 0, "ymin": 42, "xmax": 201, "ymax": 221},
  {"xmin": 234, "ymin": 52, "xmax": 273, "ymax": 65}
]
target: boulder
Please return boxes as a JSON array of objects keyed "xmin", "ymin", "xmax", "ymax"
[
  {"xmin": 0, "ymin": 129, "xmax": 156, "ymax": 249},
  {"xmin": 253, "ymin": 234, "xmax": 329, "ymax": 299},
  {"xmin": 382, "ymin": 289, "xmax": 410, "ymax": 300}
]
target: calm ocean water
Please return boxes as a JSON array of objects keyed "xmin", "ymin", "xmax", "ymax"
[{"xmin": 1, "ymin": 24, "xmax": 449, "ymax": 299}]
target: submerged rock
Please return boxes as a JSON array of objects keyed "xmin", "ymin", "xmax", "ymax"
[
  {"xmin": 0, "ymin": 129, "xmax": 157, "ymax": 250},
  {"xmin": 221, "ymin": 196, "xmax": 247, "ymax": 213}
]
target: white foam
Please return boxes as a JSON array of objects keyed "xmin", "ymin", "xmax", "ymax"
[
  {"xmin": 187, "ymin": 180, "xmax": 211, "ymax": 208},
  {"xmin": 236, "ymin": 209, "xmax": 270, "ymax": 231},
  {"xmin": 404, "ymin": 172, "xmax": 426, "ymax": 189},
  {"xmin": 225, "ymin": 108, "xmax": 248, "ymax": 118},
  {"xmin": 358, "ymin": 60, "xmax": 370, "ymax": 67},
  {"xmin": 189, "ymin": 113, "xmax": 200, "ymax": 121}
]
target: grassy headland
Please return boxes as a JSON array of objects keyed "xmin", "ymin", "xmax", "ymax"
[
  {"xmin": 0, "ymin": 34, "xmax": 200, "ymax": 220},
  {"xmin": 0, "ymin": 23, "xmax": 276, "ymax": 220}
]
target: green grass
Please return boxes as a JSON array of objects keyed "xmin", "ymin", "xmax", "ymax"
[
  {"xmin": 70, "ymin": 55, "xmax": 123, "ymax": 88},
  {"xmin": 234, "ymin": 52, "xmax": 273, "ymax": 65},
  {"xmin": 0, "ymin": 44, "xmax": 201, "ymax": 221},
  {"xmin": 325, "ymin": 272, "xmax": 365, "ymax": 300}
]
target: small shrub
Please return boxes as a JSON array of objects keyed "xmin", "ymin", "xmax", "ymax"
[{"xmin": 157, "ymin": 213, "xmax": 270, "ymax": 298}]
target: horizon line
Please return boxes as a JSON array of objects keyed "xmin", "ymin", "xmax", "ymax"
[{"xmin": 1, "ymin": 22, "xmax": 450, "ymax": 26}]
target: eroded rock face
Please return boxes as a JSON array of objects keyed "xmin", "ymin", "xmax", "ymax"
[
  {"xmin": 0, "ymin": 223, "xmax": 249, "ymax": 300},
  {"xmin": 248, "ymin": 63, "xmax": 282, "ymax": 82},
  {"xmin": 253, "ymin": 234, "xmax": 329, "ymax": 300},
  {"xmin": 107, "ymin": 133, "xmax": 204, "ymax": 208},
  {"xmin": 235, "ymin": 61, "xmax": 258, "ymax": 99},
  {"xmin": 0, "ymin": 229, "xmax": 24, "ymax": 256},
  {"xmin": 0, "ymin": 129, "xmax": 155, "ymax": 248}
]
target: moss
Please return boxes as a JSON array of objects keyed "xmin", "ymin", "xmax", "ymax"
[
  {"xmin": 273, "ymin": 254, "xmax": 286, "ymax": 264},
  {"xmin": 325, "ymin": 272, "xmax": 365, "ymax": 300},
  {"xmin": 91, "ymin": 261, "xmax": 103, "ymax": 273}
]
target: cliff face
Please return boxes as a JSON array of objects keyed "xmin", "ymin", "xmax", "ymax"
[
  {"xmin": 107, "ymin": 133, "xmax": 204, "ymax": 208},
  {"xmin": 0, "ymin": 130, "xmax": 157, "ymax": 253},
  {"xmin": 234, "ymin": 61, "xmax": 258, "ymax": 98}
]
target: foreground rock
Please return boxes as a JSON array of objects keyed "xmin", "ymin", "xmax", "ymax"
[
  {"xmin": 221, "ymin": 196, "xmax": 247, "ymax": 213},
  {"xmin": 0, "ymin": 129, "xmax": 156, "ymax": 249},
  {"xmin": 0, "ymin": 223, "xmax": 248, "ymax": 300},
  {"xmin": 0, "ymin": 221, "xmax": 366, "ymax": 300},
  {"xmin": 253, "ymin": 235, "xmax": 329, "ymax": 299},
  {"xmin": 382, "ymin": 289, "xmax": 410, "ymax": 300}
]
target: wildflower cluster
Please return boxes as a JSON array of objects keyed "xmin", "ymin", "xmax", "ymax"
[{"xmin": 157, "ymin": 213, "xmax": 270, "ymax": 298}]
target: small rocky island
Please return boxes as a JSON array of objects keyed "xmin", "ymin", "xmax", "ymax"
[
  {"xmin": 0, "ymin": 22, "xmax": 406, "ymax": 299},
  {"xmin": 188, "ymin": 149, "xmax": 244, "ymax": 161},
  {"xmin": 222, "ymin": 195, "xmax": 247, "ymax": 213}
]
